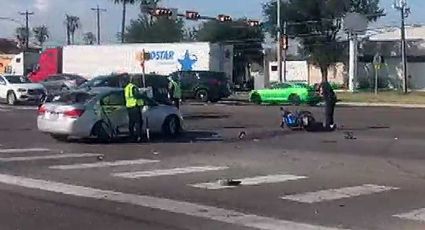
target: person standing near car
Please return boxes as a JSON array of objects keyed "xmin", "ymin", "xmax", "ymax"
[
  {"xmin": 168, "ymin": 76, "xmax": 182, "ymax": 109},
  {"xmin": 319, "ymin": 81, "xmax": 337, "ymax": 131},
  {"xmin": 124, "ymin": 76, "xmax": 145, "ymax": 142}
]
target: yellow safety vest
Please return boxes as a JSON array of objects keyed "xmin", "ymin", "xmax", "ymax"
[
  {"xmin": 169, "ymin": 80, "xmax": 182, "ymax": 99},
  {"xmin": 124, "ymin": 83, "xmax": 144, "ymax": 108}
]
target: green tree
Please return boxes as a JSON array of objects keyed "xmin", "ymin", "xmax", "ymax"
[
  {"xmin": 64, "ymin": 15, "xmax": 81, "ymax": 45},
  {"xmin": 125, "ymin": 15, "xmax": 184, "ymax": 43},
  {"xmin": 263, "ymin": 0, "xmax": 383, "ymax": 81},
  {"xmin": 83, "ymin": 32, "xmax": 96, "ymax": 45},
  {"xmin": 196, "ymin": 19, "xmax": 264, "ymax": 43},
  {"xmin": 15, "ymin": 26, "xmax": 30, "ymax": 48},
  {"xmin": 32, "ymin": 25, "xmax": 49, "ymax": 47}
]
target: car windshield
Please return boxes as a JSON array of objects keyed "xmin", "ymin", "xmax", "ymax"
[
  {"xmin": 79, "ymin": 77, "xmax": 108, "ymax": 88},
  {"xmin": 5, "ymin": 75, "xmax": 31, "ymax": 84},
  {"xmin": 51, "ymin": 92, "xmax": 96, "ymax": 104}
]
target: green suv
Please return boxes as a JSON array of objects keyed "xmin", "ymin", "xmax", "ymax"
[{"xmin": 249, "ymin": 82, "xmax": 321, "ymax": 106}]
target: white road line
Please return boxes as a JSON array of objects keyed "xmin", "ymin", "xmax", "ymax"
[
  {"xmin": 113, "ymin": 166, "xmax": 229, "ymax": 179},
  {"xmin": 0, "ymin": 153, "xmax": 101, "ymax": 162},
  {"xmin": 0, "ymin": 173, "xmax": 347, "ymax": 230},
  {"xmin": 394, "ymin": 208, "xmax": 425, "ymax": 222},
  {"xmin": 191, "ymin": 174, "xmax": 307, "ymax": 190},
  {"xmin": 281, "ymin": 184, "xmax": 399, "ymax": 203},
  {"xmin": 0, "ymin": 148, "xmax": 51, "ymax": 153},
  {"xmin": 49, "ymin": 159, "xmax": 160, "ymax": 170}
]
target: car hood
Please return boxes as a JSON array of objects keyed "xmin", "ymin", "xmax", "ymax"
[{"xmin": 10, "ymin": 83, "xmax": 45, "ymax": 90}]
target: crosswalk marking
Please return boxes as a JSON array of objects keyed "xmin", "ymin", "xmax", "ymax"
[
  {"xmin": 191, "ymin": 174, "xmax": 307, "ymax": 190},
  {"xmin": 0, "ymin": 173, "xmax": 347, "ymax": 230},
  {"xmin": 281, "ymin": 184, "xmax": 398, "ymax": 203},
  {"xmin": 49, "ymin": 158, "xmax": 160, "ymax": 170},
  {"xmin": 394, "ymin": 208, "xmax": 425, "ymax": 222},
  {"xmin": 112, "ymin": 166, "xmax": 229, "ymax": 179},
  {"xmin": 0, "ymin": 148, "xmax": 51, "ymax": 153},
  {"xmin": 0, "ymin": 153, "xmax": 101, "ymax": 162}
]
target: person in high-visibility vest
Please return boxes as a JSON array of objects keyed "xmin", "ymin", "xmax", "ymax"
[
  {"xmin": 124, "ymin": 76, "xmax": 145, "ymax": 142},
  {"xmin": 168, "ymin": 76, "xmax": 182, "ymax": 109}
]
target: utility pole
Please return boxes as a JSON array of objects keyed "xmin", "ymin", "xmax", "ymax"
[
  {"xmin": 277, "ymin": 0, "xmax": 283, "ymax": 83},
  {"xmin": 91, "ymin": 5, "xmax": 107, "ymax": 45},
  {"xmin": 394, "ymin": 0, "xmax": 410, "ymax": 94},
  {"xmin": 18, "ymin": 10, "xmax": 34, "ymax": 50},
  {"xmin": 283, "ymin": 21, "xmax": 287, "ymax": 82}
]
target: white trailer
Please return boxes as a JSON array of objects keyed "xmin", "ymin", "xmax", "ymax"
[{"xmin": 62, "ymin": 42, "xmax": 233, "ymax": 80}]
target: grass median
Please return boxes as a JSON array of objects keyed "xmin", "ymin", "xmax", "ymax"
[{"xmin": 337, "ymin": 91, "xmax": 425, "ymax": 104}]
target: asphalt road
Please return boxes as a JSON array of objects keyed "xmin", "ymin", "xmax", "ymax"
[{"xmin": 0, "ymin": 102, "xmax": 425, "ymax": 230}]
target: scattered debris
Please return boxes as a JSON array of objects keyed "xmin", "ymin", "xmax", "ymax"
[
  {"xmin": 344, "ymin": 132, "xmax": 357, "ymax": 140},
  {"xmin": 238, "ymin": 131, "xmax": 247, "ymax": 140},
  {"xmin": 97, "ymin": 155, "xmax": 104, "ymax": 161},
  {"xmin": 60, "ymin": 150, "xmax": 64, "ymax": 154},
  {"xmin": 394, "ymin": 137, "xmax": 399, "ymax": 140},
  {"xmin": 218, "ymin": 179, "xmax": 242, "ymax": 186},
  {"xmin": 152, "ymin": 151, "xmax": 159, "ymax": 155},
  {"xmin": 339, "ymin": 204, "xmax": 345, "ymax": 207},
  {"xmin": 314, "ymin": 210, "xmax": 319, "ymax": 214},
  {"xmin": 253, "ymin": 138, "xmax": 260, "ymax": 142}
]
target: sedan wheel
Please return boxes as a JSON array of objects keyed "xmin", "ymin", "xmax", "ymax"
[
  {"xmin": 163, "ymin": 116, "xmax": 180, "ymax": 137},
  {"xmin": 288, "ymin": 94, "xmax": 301, "ymax": 106},
  {"xmin": 7, "ymin": 92, "xmax": 16, "ymax": 105}
]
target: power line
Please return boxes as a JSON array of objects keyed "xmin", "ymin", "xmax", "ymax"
[
  {"xmin": 91, "ymin": 5, "xmax": 106, "ymax": 45},
  {"xmin": 18, "ymin": 10, "xmax": 34, "ymax": 50}
]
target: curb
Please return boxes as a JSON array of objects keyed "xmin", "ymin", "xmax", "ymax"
[{"xmin": 338, "ymin": 102, "xmax": 425, "ymax": 109}]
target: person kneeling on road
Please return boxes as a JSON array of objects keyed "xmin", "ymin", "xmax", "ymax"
[{"xmin": 124, "ymin": 76, "xmax": 145, "ymax": 142}]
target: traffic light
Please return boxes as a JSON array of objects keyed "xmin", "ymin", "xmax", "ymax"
[
  {"xmin": 280, "ymin": 34, "xmax": 289, "ymax": 50},
  {"xmin": 247, "ymin": 20, "xmax": 260, "ymax": 27},
  {"xmin": 136, "ymin": 51, "xmax": 151, "ymax": 63},
  {"xmin": 150, "ymin": 8, "xmax": 173, "ymax": 17},
  {"xmin": 185, "ymin": 11, "xmax": 200, "ymax": 20},
  {"xmin": 217, "ymin": 14, "xmax": 232, "ymax": 22}
]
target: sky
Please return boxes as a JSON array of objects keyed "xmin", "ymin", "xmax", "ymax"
[{"xmin": 0, "ymin": 0, "xmax": 424, "ymax": 46}]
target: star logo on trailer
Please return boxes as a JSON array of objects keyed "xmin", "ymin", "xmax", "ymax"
[{"xmin": 178, "ymin": 50, "xmax": 197, "ymax": 71}]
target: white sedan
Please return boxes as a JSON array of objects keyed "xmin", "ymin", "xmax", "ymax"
[
  {"xmin": 37, "ymin": 88, "xmax": 183, "ymax": 142},
  {"xmin": 0, "ymin": 75, "xmax": 46, "ymax": 105}
]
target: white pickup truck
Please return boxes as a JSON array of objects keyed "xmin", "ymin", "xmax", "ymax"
[{"xmin": 0, "ymin": 75, "xmax": 46, "ymax": 105}]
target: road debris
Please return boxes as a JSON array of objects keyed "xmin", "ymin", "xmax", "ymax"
[
  {"xmin": 218, "ymin": 179, "xmax": 242, "ymax": 186},
  {"xmin": 344, "ymin": 132, "xmax": 356, "ymax": 140},
  {"xmin": 152, "ymin": 151, "xmax": 159, "ymax": 155},
  {"xmin": 97, "ymin": 155, "xmax": 104, "ymax": 161},
  {"xmin": 238, "ymin": 131, "xmax": 247, "ymax": 140}
]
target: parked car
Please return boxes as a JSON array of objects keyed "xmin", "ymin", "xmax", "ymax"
[
  {"xmin": 249, "ymin": 82, "xmax": 321, "ymax": 106},
  {"xmin": 0, "ymin": 75, "xmax": 46, "ymax": 105},
  {"xmin": 79, "ymin": 73, "xmax": 170, "ymax": 104},
  {"xmin": 37, "ymin": 88, "xmax": 183, "ymax": 142},
  {"xmin": 40, "ymin": 74, "xmax": 87, "ymax": 95},
  {"xmin": 169, "ymin": 71, "xmax": 232, "ymax": 102}
]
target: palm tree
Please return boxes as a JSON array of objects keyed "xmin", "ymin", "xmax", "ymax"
[
  {"xmin": 113, "ymin": 0, "xmax": 138, "ymax": 43},
  {"xmin": 64, "ymin": 15, "xmax": 81, "ymax": 45},
  {"xmin": 113, "ymin": 0, "xmax": 161, "ymax": 43},
  {"xmin": 83, "ymin": 32, "xmax": 96, "ymax": 45},
  {"xmin": 33, "ymin": 25, "xmax": 49, "ymax": 47},
  {"xmin": 15, "ymin": 26, "xmax": 29, "ymax": 48}
]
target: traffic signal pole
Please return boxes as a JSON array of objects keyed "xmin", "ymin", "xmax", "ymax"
[
  {"xmin": 283, "ymin": 21, "xmax": 287, "ymax": 82},
  {"xmin": 277, "ymin": 0, "xmax": 283, "ymax": 83}
]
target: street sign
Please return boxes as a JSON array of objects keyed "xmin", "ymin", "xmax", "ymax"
[
  {"xmin": 373, "ymin": 54, "xmax": 383, "ymax": 95},
  {"xmin": 373, "ymin": 54, "xmax": 383, "ymax": 70}
]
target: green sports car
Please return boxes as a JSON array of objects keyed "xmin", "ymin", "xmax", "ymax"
[{"xmin": 249, "ymin": 82, "xmax": 321, "ymax": 105}]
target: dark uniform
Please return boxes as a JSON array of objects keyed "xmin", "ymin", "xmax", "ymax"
[
  {"xmin": 320, "ymin": 81, "xmax": 337, "ymax": 130},
  {"xmin": 124, "ymin": 82, "xmax": 145, "ymax": 141}
]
